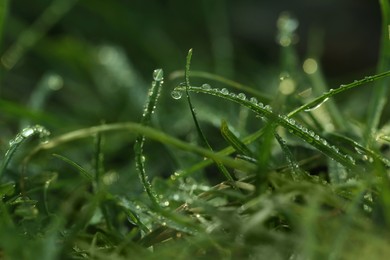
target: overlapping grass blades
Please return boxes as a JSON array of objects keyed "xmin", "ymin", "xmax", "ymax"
[
  {"xmin": 173, "ymin": 67, "xmax": 390, "ymax": 172},
  {"xmin": 182, "ymin": 49, "xmax": 235, "ymax": 183}
]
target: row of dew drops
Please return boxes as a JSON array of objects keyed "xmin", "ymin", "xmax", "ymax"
[{"xmin": 170, "ymin": 83, "xmax": 356, "ymax": 167}]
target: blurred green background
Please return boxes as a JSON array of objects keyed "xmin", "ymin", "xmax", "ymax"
[{"xmin": 0, "ymin": 0, "xmax": 382, "ymax": 155}]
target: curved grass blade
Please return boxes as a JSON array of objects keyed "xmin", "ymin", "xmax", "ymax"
[
  {"xmin": 183, "ymin": 49, "xmax": 235, "ymax": 183},
  {"xmin": 25, "ymin": 123, "xmax": 258, "ymax": 174},
  {"xmin": 173, "ymin": 85, "xmax": 358, "ymax": 171},
  {"xmin": 220, "ymin": 120, "xmax": 253, "ymax": 157},
  {"xmin": 134, "ymin": 68, "xmax": 164, "ymax": 207},
  {"xmin": 1, "ymin": 125, "xmax": 50, "ymax": 179},
  {"xmin": 170, "ymin": 70, "xmax": 271, "ymax": 104},
  {"xmin": 52, "ymin": 154, "xmax": 93, "ymax": 181},
  {"xmin": 288, "ymin": 70, "xmax": 390, "ymax": 118}
]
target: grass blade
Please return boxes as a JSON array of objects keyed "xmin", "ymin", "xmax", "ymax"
[
  {"xmin": 52, "ymin": 153, "xmax": 93, "ymax": 181},
  {"xmin": 134, "ymin": 69, "xmax": 164, "ymax": 207},
  {"xmin": 1, "ymin": 125, "xmax": 50, "ymax": 178},
  {"xmin": 220, "ymin": 120, "xmax": 253, "ymax": 157},
  {"xmin": 288, "ymin": 70, "xmax": 390, "ymax": 118},
  {"xmin": 183, "ymin": 49, "xmax": 235, "ymax": 183},
  {"xmin": 26, "ymin": 123, "xmax": 258, "ymax": 174}
]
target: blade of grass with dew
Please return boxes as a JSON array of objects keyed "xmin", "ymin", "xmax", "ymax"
[
  {"xmin": 172, "ymin": 84, "xmax": 358, "ymax": 170},
  {"xmin": 326, "ymin": 133, "xmax": 390, "ymax": 168},
  {"xmin": 134, "ymin": 68, "xmax": 164, "ymax": 207},
  {"xmin": 220, "ymin": 120, "xmax": 254, "ymax": 157},
  {"xmin": 0, "ymin": 125, "xmax": 50, "ymax": 179},
  {"xmin": 1, "ymin": 0, "xmax": 79, "ymax": 70},
  {"xmin": 183, "ymin": 49, "xmax": 235, "ymax": 183},
  {"xmin": 363, "ymin": 0, "xmax": 390, "ymax": 147},
  {"xmin": 52, "ymin": 154, "xmax": 93, "ymax": 181},
  {"xmin": 170, "ymin": 70, "xmax": 271, "ymax": 104},
  {"xmin": 288, "ymin": 70, "xmax": 390, "ymax": 118},
  {"xmin": 25, "ymin": 123, "xmax": 258, "ymax": 176}
]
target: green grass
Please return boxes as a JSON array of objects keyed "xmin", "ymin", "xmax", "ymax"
[{"xmin": 1, "ymin": 1, "xmax": 390, "ymax": 259}]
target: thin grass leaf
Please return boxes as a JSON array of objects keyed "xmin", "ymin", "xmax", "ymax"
[
  {"xmin": 93, "ymin": 131, "xmax": 105, "ymax": 191},
  {"xmin": 183, "ymin": 49, "xmax": 235, "ymax": 183},
  {"xmin": 1, "ymin": 125, "xmax": 50, "ymax": 179},
  {"xmin": 52, "ymin": 154, "xmax": 93, "ymax": 181},
  {"xmin": 173, "ymin": 85, "xmax": 358, "ymax": 170},
  {"xmin": 134, "ymin": 68, "xmax": 164, "ymax": 207},
  {"xmin": 220, "ymin": 120, "xmax": 253, "ymax": 157},
  {"xmin": 288, "ymin": 70, "xmax": 390, "ymax": 117}
]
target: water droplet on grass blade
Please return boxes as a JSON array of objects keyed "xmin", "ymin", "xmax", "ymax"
[
  {"xmin": 152, "ymin": 68, "xmax": 164, "ymax": 81},
  {"xmin": 304, "ymin": 97, "xmax": 329, "ymax": 112},
  {"xmin": 171, "ymin": 90, "xmax": 182, "ymax": 100},
  {"xmin": 250, "ymin": 97, "xmax": 258, "ymax": 104},
  {"xmin": 221, "ymin": 88, "xmax": 229, "ymax": 95},
  {"xmin": 237, "ymin": 93, "xmax": 246, "ymax": 100},
  {"xmin": 201, "ymin": 83, "xmax": 211, "ymax": 90}
]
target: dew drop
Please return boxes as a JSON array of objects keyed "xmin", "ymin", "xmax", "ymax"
[
  {"xmin": 201, "ymin": 83, "xmax": 211, "ymax": 90},
  {"xmin": 152, "ymin": 68, "xmax": 164, "ymax": 81},
  {"xmin": 264, "ymin": 105, "xmax": 272, "ymax": 112},
  {"xmin": 221, "ymin": 88, "xmax": 229, "ymax": 95},
  {"xmin": 21, "ymin": 128, "xmax": 35, "ymax": 138},
  {"xmin": 171, "ymin": 90, "xmax": 182, "ymax": 100},
  {"xmin": 304, "ymin": 97, "xmax": 329, "ymax": 112},
  {"xmin": 250, "ymin": 97, "xmax": 258, "ymax": 104},
  {"xmin": 9, "ymin": 135, "xmax": 23, "ymax": 146},
  {"xmin": 237, "ymin": 93, "xmax": 246, "ymax": 100}
]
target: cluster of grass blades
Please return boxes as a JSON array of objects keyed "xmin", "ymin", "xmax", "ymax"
[{"xmin": 1, "ymin": 3, "xmax": 390, "ymax": 260}]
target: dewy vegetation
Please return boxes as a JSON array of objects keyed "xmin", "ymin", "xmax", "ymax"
[{"xmin": 1, "ymin": 1, "xmax": 390, "ymax": 259}]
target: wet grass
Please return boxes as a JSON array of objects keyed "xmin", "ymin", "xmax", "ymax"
[{"xmin": 1, "ymin": 1, "xmax": 390, "ymax": 259}]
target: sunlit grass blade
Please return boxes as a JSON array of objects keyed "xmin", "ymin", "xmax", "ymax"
[
  {"xmin": 170, "ymin": 70, "xmax": 271, "ymax": 103},
  {"xmin": 1, "ymin": 125, "xmax": 50, "ymax": 179},
  {"xmin": 183, "ymin": 49, "xmax": 235, "ymax": 183},
  {"xmin": 134, "ymin": 68, "xmax": 164, "ymax": 207}
]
